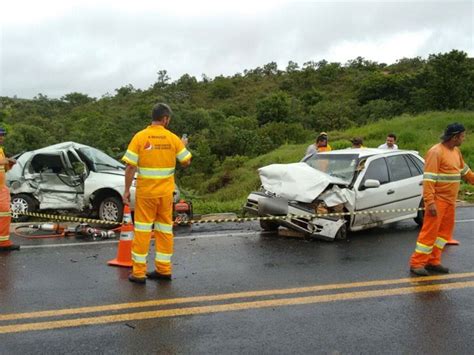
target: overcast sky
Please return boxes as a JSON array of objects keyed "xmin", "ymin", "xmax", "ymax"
[{"xmin": 0, "ymin": 0, "xmax": 472, "ymax": 99}]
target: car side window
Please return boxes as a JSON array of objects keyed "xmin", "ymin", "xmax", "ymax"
[
  {"xmin": 362, "ymin": 158, "xmax": 389, "ymax": 185},
  {"xmin": 387, "ymin": 155, "xmax": 412, "ymax": 182},
  {"xmin": 404, "ymin": 155, "xmax": 422, "ymax": 177},
  {"xmin": 407, "ymin": 154, "xmax": 424, "ymax": 174}
]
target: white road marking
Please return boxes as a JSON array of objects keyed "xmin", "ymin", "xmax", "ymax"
[
  {"xmin": 14, "ymin": 219, "xmax": 473, "ymax": 250},
  {"xmin": 18, "ymin": 231, "xmax": 267, "ymax": 249}
]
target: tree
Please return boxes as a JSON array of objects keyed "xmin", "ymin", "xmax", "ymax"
[
  {"xmin": 154, "ymin": 70, "xmax": 171, "ymax": 89},
  {"xmin": 256, "ymin": 91, "xmax": 291, "ymax": 125},
  {"xmin": 61, "ymin": 92, "xmax": 95, "ymax": 106},
  {"xmin": 424, "ymin": 50, "xmax": 473, "ymax": 109}
]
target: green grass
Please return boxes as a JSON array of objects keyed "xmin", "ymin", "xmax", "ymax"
[{"xmin": 190, "ymin": 111, "xmax": 474, "ymax": 214}]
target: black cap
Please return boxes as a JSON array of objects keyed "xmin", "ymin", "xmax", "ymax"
[
  {"xmin": 440, "ymin": 123, "xmax": 465, "ymax": 141},
  {"xmin": 351, "ymin": 137, "xmax": 363, "ymax": 145}
]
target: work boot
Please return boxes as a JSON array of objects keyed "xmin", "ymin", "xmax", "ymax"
[
  {"xmin": 128, "ymin": 274, "xmax": 146, "ymax": 284},
  {"xmin": 426, "ymin": 264, "xmax": 450, "ymax": 274},
  {"xmin": 146, "ymin": 271, "xmax": 172, "ymax": 281},
  {"xmin": 410, "ymin": 267, "xmax": 429, "ymax": 276},
  {"xmin": 0, "ymin": 244, "xmax": 20, "ymax": 252}
]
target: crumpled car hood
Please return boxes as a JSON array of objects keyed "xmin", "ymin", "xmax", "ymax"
[{"xmin": 258, "ymin": 163, "xmax": 348, "ymax": 203}]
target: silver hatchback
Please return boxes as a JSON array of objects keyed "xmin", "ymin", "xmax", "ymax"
[{"xmin": 7, "ymin": 142, "xmax": 136, "ymax": 223}]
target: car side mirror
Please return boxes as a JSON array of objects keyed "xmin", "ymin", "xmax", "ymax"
[{"xmin": 363, "ymin": 179, "xmax": 381, "ymax": 189}]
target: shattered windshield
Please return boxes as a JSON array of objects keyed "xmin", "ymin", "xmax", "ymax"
[
  {"xmin": 77, "ymin": 147, "xmax": 125, "ymax": 172},
  {"xmin": 303, "ymin": 153, "xmax": 359, "ymax": 183}
]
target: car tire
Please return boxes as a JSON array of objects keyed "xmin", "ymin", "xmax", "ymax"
[
  {"xmin": 259, "ymin": 219, "xmax": 279, "ymax": 231},
  {"xmin": 414, "ymin": 200, "xmax": 424, "ymax": 227},
  {"xmin": 98, "ymin": 196, "xmax": 123, "ymax": 224},
  {"xmin": 335, "ymin": 223, "xmax": 347, "ymax": 240},
  {"xmin": 11, "ymin": 194, "xmax": 38, "ymax": 222}
]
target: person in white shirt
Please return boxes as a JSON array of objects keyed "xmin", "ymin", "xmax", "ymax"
[{"xmin": 378, "ymin": 133, "xmax": 398, "ymax": 150}]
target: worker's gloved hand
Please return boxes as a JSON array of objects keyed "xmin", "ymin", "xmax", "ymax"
[{"xmin": 428, "ymin": 203, "xmax": 437, "ymax": 217}]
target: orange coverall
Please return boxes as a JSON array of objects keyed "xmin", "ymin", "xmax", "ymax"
[
  {"xmin": 0, "ymin": 147, "xmax": 13, "ymax": 248},
  {"xmin": 410, "ymin": 143, "xmax": 474, "ymax": 268},
  {"xmin": 123, "ymin": 125, "xmax": 191, "ymax": 278}
]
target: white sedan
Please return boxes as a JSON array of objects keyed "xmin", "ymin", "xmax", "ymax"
[{"xmin": 244, "ymin": 149, "xmax": 425, "ymax": 241}]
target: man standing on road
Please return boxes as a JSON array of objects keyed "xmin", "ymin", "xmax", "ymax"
[
  {"xmin": 122, "ymin": 103, "xmax": 192, "ymax": 284},
  {"xmin": 378, "ymin": 133, "xmax": 398, "ymax": 150},
  {"xmin": 0, "ymin": 127, "xmax": 20, "ymax": 252},
  {"xmin": 409, "ymin": 123, "xmax": 474, "ymax": 276}
]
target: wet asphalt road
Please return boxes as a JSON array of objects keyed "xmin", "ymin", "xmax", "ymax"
[{"xmin": 1, "ymin": 207, "xmax": 473, "ymax": 354}]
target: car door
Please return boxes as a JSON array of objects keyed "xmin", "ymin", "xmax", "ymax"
[
  {"xmin": 23, "ymin": 151, "xmax": 84, "ymax": 210},
  {"xmin": 352, "ymin": 156, "xmax": 394, "ymax": 228},
  {"xmin": 384, "ymin": 153, "xmax": 423, "ymax": 223}
]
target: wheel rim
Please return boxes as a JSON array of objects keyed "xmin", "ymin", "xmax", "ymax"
[
  {"xmin": 100, "ymin": 201, "xmax": 119, "ymax": 222},
  {"xmin": 11, "ymin": 198, "xmax": 29, "ymax": 215}
]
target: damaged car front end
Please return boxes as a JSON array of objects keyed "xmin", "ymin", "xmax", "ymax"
[{"xmin": 244, "ymin": 149, "xmax": 424, "ymax": 241}]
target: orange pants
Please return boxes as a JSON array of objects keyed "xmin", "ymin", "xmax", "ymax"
[
  {"xmin": 0, "ymin": 186, "xmax": 13, "ymax": 247},
  {"xmin": 410, "ymin": 199, "xmax": 455, "ymax": 268},
  {"xmin": 131, "ymin": 194, "xmax": 174, "ymax": 278}
]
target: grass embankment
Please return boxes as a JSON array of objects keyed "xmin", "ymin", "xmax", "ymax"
[{"xmin": 189, "ymin": 111, "xmax": 474, "ymax": 215}]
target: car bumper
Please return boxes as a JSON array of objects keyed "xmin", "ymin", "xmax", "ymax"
[{"xmin": 244, "ymin": 192, "xmax": 345, "ymax": 241}]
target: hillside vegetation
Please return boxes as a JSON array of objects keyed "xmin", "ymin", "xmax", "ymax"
[
  {"xmin": 0, "ymin": 49, "xmax": 473, "ymax": 213},
  {"xmin": 192, "ymin": 111, "xmax": 474, "ymax": 214}
]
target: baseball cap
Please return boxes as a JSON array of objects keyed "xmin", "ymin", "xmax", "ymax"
[
  {"xmin": 440, "ymin": 123, "xmax": 465, "ymax": 141},
  {"xmin": 351, "ymin": 137, "xmax": 363, "ymax": 145}
]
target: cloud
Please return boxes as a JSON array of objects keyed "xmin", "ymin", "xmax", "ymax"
[{"xmin": 0, "ymin": 0, "xmax": 472, "ymax": 98}]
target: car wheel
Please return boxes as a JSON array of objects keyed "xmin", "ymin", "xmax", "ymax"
[
  {"xmin": 414, "ymin": 200, "xmax": 424, "ymax": 227},
  {"xmin": 259, "ymin": 219, "xmax": 279, "ymax": 231},
  {"xmin": 11, "ymin": 194, "xmax": 38, "ymax": 222},
  {"xmin": 98, "ymin": 196, "xmax": 123, "ymax": 223},
  {"xmin": 335, "ymin": 223, "xmax": 347, "ymax": 240}
]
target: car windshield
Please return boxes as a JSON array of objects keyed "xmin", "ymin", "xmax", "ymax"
[
  {"xmin": 77, "ymin": 147, "xmax": 125, "ymax": 172},
  {"xmin": 303, "ymin": 153, "xmax": 359, "ymax": 183}
]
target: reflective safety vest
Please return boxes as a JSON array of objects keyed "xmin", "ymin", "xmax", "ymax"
[
  {"xmin": 422, "ymin": 143, "xmax": 474, "ymax": 206},
  {"xmin": 122, "ymin": 125, "xmax": 192, "ymax": 198},
  {"xmin": 0, "ymin": 147, "xmax": 8, "ymax": 187}
]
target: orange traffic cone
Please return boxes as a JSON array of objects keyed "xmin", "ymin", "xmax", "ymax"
[{"xmin": 108, "ymin": 204, "xmax": 133, "ymax": 268}]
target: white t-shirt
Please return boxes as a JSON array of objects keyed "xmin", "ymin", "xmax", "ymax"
[
  {"xmin": 305, "ymin": 144, "xmax": 317, "ymax": 156},
  {"xmin": 378, "ymin": 143, "xmax": 398, "ymax": 150}
]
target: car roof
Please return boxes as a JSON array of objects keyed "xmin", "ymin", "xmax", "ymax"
[
  {"xmin": 29, "ymin": 141, "xmax": 91, "ymax": 154},
  {"xmin": 316, "ymin": 148, "xmax": 419, "ymax": 158}
]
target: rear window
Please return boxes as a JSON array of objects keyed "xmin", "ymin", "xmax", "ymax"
[{"xmin": 387, "ymin": 155, "xmax": 412, "ymax": 181}]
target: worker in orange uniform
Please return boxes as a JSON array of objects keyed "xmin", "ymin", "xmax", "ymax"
[
  {"xmin": 0, "ymin": 127, "xmax": 20, "ymax": 252},
  {"xmin": 410, "ymin": 123, "xmax": 474, "ymax": 276},
  {"xmin": 122, "ymin": 103, "xmax": 191, "ymax": 284},
  {"xmin": 305, "ymin": 132, "xmax": 332, "ymax": 156}
]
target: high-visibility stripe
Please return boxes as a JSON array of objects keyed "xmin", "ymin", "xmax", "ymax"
[
  {"xmin": 132, "ymin": 251, "xmax": 148, "ymax": 264},
  {"xmin": 120, "ymin": 231, "xmax": 133, "ymax": 241},
  {"xmin": 415, "ymin": 242, "xmax": 433, "ymax": 255},
  {"xmin": 122, "ymin": 150, "xmax": 139, "ymax": 166},
  {"xmin": 0, "ymin": 235, "xmax": 10, "ymax": 242},
  {"xmin": 176, "ymin": 148, "xmax": 191, "ymax": 162},
  {"xmin": 155, "ymin": 252, "xmax": 172, "ymax": 263},
  {"xmin": 461, "ymin": 165, "xmax": 470, "ymax": 176},
  {"xmin": 0, "ymin": 167, "xmax": 5, "ymax": 172},
  {"xmin": 154, "ymin": 222, "xmax": 173, "ymax": 235},
  {"xmin": 434, "ymin": 237, "xmax": 448, "ymax": 250},
  {"xmin": 423, "ymin": 172, "xmax": 460, "ymax": 182},
  {"xmin": 137, "ymin": 167, "xmax": 175, "ymax": 179},
  {"xmin": 134, "ymin": 221, "xmax": 153, "ymax": 232},
  {"xmin": 0, "ymin": 211, "xmax": 11, "ymax": 217}
]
